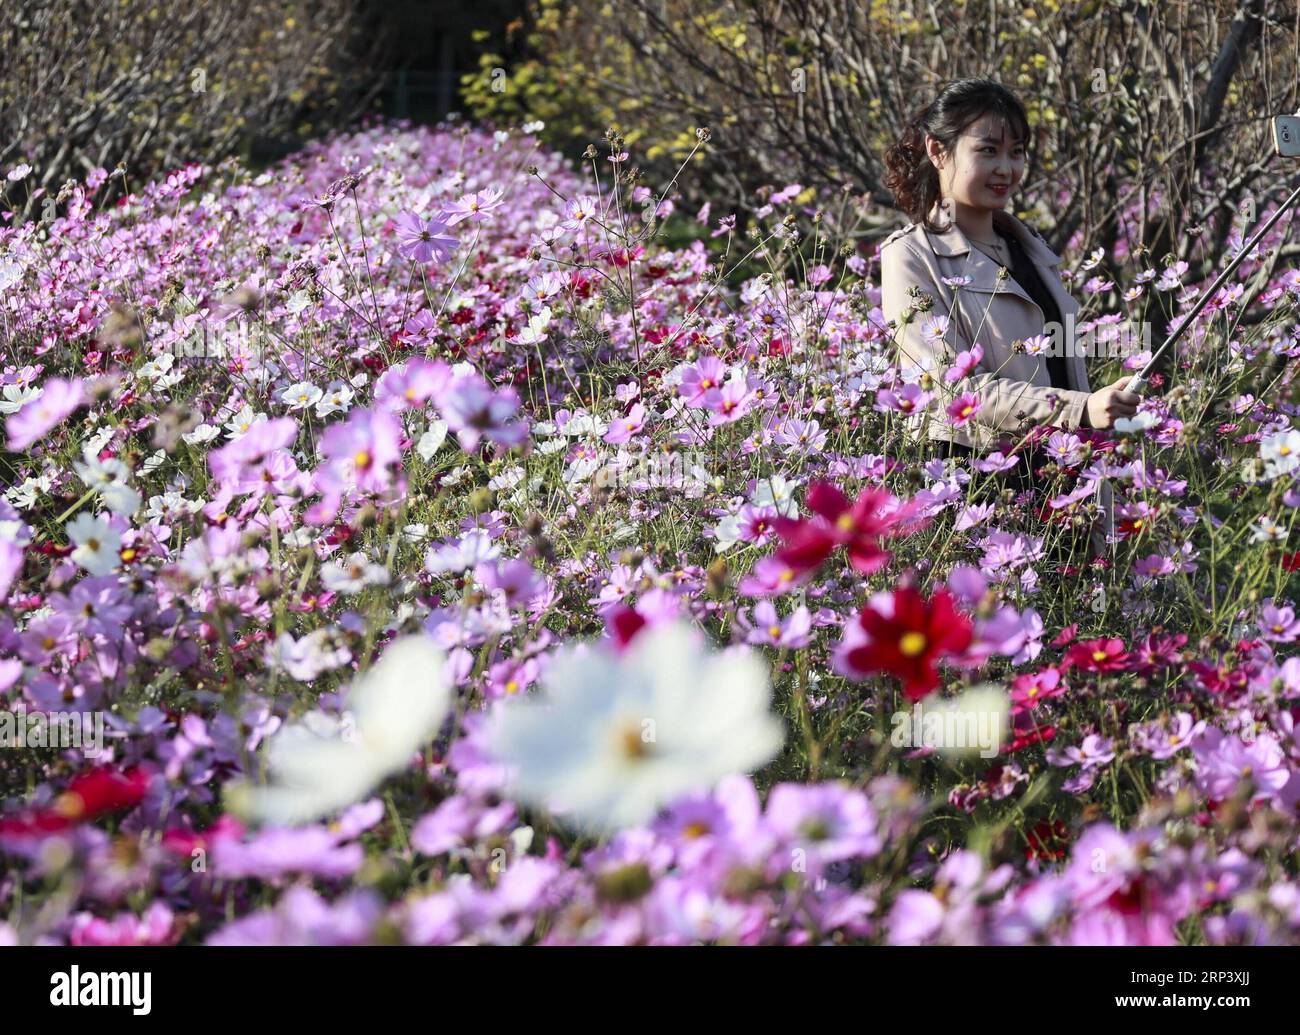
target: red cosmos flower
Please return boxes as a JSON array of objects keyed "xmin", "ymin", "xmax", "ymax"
[
  {"xmin": 607, "ymin": 605, "xmax": 647, "ymax": 650},
  {"xmin": 1188, "ymin": 660, "xmax": 1248, "ymax": 695},
  {"xmin": 1009, "ymin": 667, "xmax": 1066, "ymax": 713},
  {"xmin": 1006, "ymin": 716, "xmax": 1056, "ymax": 752},
  {"xmin": 1281, "ymin": 550, "xmax": 1300, "ymax": 572},
  {"xmin": 1025, "ymin": 819, "xmax": 1070, "ymax": 862},
  {"xmin": 1062, "ymin": 637, "xmax": 1130, "ymax": 672},
  {"xmin": 839, "ymin": 585, "xmax": 974, "ymax": 700},
  {"xmin": 0, "ymin": 765, "xmax": 152, "ymax": 840},
  {"xmin": 772, "ymin": 480, "xmax": 925, "ymax": 578},
  {"xmin": 1050, "ymin": 624, "xmax": 1078, "ymax": 647},
  {"xmin": 57, "ymin": 765, "xmax": 152, "ymax": 819},
  {"xmin": 161, "ymin": 815, "xmax": 245, "ymax": 857}
]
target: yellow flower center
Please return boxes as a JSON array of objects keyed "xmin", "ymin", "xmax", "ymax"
[
  {"xmin": 54, "ymin": 793, "xmax": 85, "ymax": 819},
  {"xmin": 618, "ymin": 723, "xmax": 651, "ymax": 760},
  {"xmin": 768, "ymin": 624, "xmax": 782, "ymax": 639},
  {"xmin": 1092, "ymin": 649, "xmax": 1109, "ymax": 662},
  {"xmin": 899, "ymin": 632, "xmax": 927, "ymax": 657},
  {"xmin": 354, "ymin": 450, "xmax": 371, "ymax": 470}
]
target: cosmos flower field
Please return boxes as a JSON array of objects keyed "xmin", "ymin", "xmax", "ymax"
[{"xmin": 3, "ymin": 117, "xmax": 1300, "ymax": 945}]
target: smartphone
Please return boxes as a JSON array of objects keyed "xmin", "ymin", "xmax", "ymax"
[{"xmin": 1273, "ymin": 115, "xmax": 1300, "ymax": 157}]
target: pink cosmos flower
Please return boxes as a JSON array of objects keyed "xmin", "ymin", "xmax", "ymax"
[
  {"xmin": 208, "ymin": 416, "xmax": 299, "ymax": 487},
  {"xmin": 69, "ymin": 903, "xmax": 180, "ymax": 947},
  {"xmin": 603, "ymin": 403, "xmax": 647, "ymax": 444},
  {"xmin": 437, "ymin": 371, "xmax": 529, "ymax": 451},
  {"xmin": 318, "ymin": 407, "xmax": 404, "ymax": 495},
  {"xmin": 444, "ymin": 187, "xmax": 505, "ymax": 225},
  {"xmin": 874, "ymin": 383, "xmax": 933, "ymax": 415},
  {"xmin": 0, "ymin": 540, "xmax": 21, "ymax": 604},
  {"xmin": 738, "ymin": 554, "xmax": 810, "ymax": 597},
  {"xmin": 705, "ymin": 380, "xmax": 754, "ymax": 426},
  {"xmin": 375, "ymin": 357, "xmax": 452, "ymax": 413},
  {"xmin": 1192, "ymin": 728, "xmax": 1291, "ymax": 805},
  {"xmin": 1009, "ymin": 667, "xmax": 1065, "ymax": 713},
  {"xmin": 393, "ymin": 210, "xmax": 458, "ymax": 263},
  {"xmin": 946, "ymin": 392, "xmax": 981, "ymax": 427},
  {"xmin": 678, "ymin": 356, "xmax": 728, "ymax": 405},
  {"xmin": 944, "ymin": 344, "xmax": 983, "ymax": 382},
  {"xmin": 5, "ymin": 377, "xmax": 85, "ymax": 451},
  {"xmin": 476, "ymin": 558, "xmax": 545, "ymax": 609},
  {"xmin": 1257, "ymin": 599, "xmax": 1300, "ymax": 642},
  {"xmin": 739, "ymin": 601, "xmax": 812, "ymax": 648}
]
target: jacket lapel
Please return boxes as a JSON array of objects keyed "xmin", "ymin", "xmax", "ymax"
[
  {"xmin": 921, "ymin": 199, "xmax": 1079, "ymax": 317},
  {"xmin": 920, "ymin": 199, "xmax": 1090, "ymax": 395}
]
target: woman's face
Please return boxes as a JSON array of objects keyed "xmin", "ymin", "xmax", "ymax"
[{"xmin": 926, "ymin": 114, "xmax": 1026, "ymax": 214}]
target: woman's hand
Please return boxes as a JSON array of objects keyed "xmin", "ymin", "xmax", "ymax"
[{"xmin": 1081, "ymin": 375, "xmax": 1140, "ymax": 429}]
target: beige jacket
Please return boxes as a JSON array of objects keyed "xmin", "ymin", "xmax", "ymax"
[{"xmin": 879, "ymin": 199, "xmax": 1114, "ymax": 541}]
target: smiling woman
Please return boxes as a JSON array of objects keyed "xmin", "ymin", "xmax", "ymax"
[{"xmin": 879, "ymin": 79, "xmax": 1139, "ymax": 496}]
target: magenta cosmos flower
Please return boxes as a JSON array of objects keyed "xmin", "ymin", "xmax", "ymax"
[
  {"xmin": 437, "ymin": 371, "xmax": 529, "ymax": 451},
  {"xmin": 5, "ymin": 377, "xmax": 85, "ymax": 451},
  {"xmin": 393, "ymin": 210, "xmax": 458, "ymax": 263},
  {"xmin": 318, "ymin": 407, "xmax": 405, "ymax": 495}
]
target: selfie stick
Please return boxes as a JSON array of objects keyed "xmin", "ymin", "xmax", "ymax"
[{"xmin": 1127, "ymin": 111, "xmax": 1300, "ymax": 397}]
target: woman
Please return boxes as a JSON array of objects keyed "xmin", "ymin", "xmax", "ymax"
[{"xmin": 879, "ymin": 78, "xmax": 1135, "ymax": 532}]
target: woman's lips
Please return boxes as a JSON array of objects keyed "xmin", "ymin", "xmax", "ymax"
[{"xmin": 988, "ymin": 184, "xmax": 1010, "ymax": 195}]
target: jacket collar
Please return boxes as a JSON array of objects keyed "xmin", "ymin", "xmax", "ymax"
[{"xmin": 922, "ymin": 198, "xmax": 1063, "ymax": 268}]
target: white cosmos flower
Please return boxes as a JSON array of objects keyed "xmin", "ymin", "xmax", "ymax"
[
  {"xmin": 416, "ymin": 420, "xmax": 448, "ymax": 461},
  {"xmin": 72, "ymin": 444, "xmax": 141, "ymax": 517},
  {"xmin": 1113, "ymin": 410, "xmax": 1158, "ymax": 435},
  {"xmin": 182, "ymin": 423, "xmax": 220, "ymax": 445},
  {"xmin": 749, "ymin": 474, "xmax": 799, "ymax": 516},
  {"xmin": 321, "ymin": 551, "xmax": 390, "ymax": 594},
  {"xmin": 1261, "ymin": 429, "xmax": 1300, "ymax": 479},
  {"xmin": 711, "ymin": 511, "xmax": 744, "ymax": 553},
  {"xmin": 0, "ymin": 382, "xmax": 40, "ymax": 415},
  {"xmin": 486, "ymin": 621, "xmax": 785, "ymax": 831},
  {"xmin": 1253, "ymin": 515, "xmax": 1289, "ymax": 542},
  {"xmin": 137, "ymin": 353, "xmax": 175, "ymax": 381},
  {"xmin": 228, "ymin": 635, "xmax": 451, "ymax": 825},
  {"xmin": 507, "ymin": 305, "xmax": 553, "ymax": 345},
  {"xmin": 314, "ymin": 384, "xmax": 355, "ymax": 418},
  {"xmin": 488, "ymin": 465, "xmax": 525, "ymax": 491},
  {"xmin": 224, "ymin": 403, "xmax": 267, "ymax": 439},
  {"xmin": 559, "ymin": 412, "xmax": 608, "ymax": 437},
  {"xmin": 280, "ymin": 381, "xmax": 323, "ymax": 411},
  {"xmin": 264, "ymin": 628, "xmax": 353, "ymax": 682},
  {"xmin": 425, "ymin": 529, "xmax": 500, "ymax": 575},
  {"xmin": 65, "ymin": 512, "xmax": 121, "ymax": 575}
]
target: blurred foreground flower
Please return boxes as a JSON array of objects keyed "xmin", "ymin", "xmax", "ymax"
[
  {"xmin": 226, "ymin": 636, "xmax": 450, "ymax": 825},
  {"xmin": 486, "ymin": 621, "xmax": 784, "ymax": 831}
]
